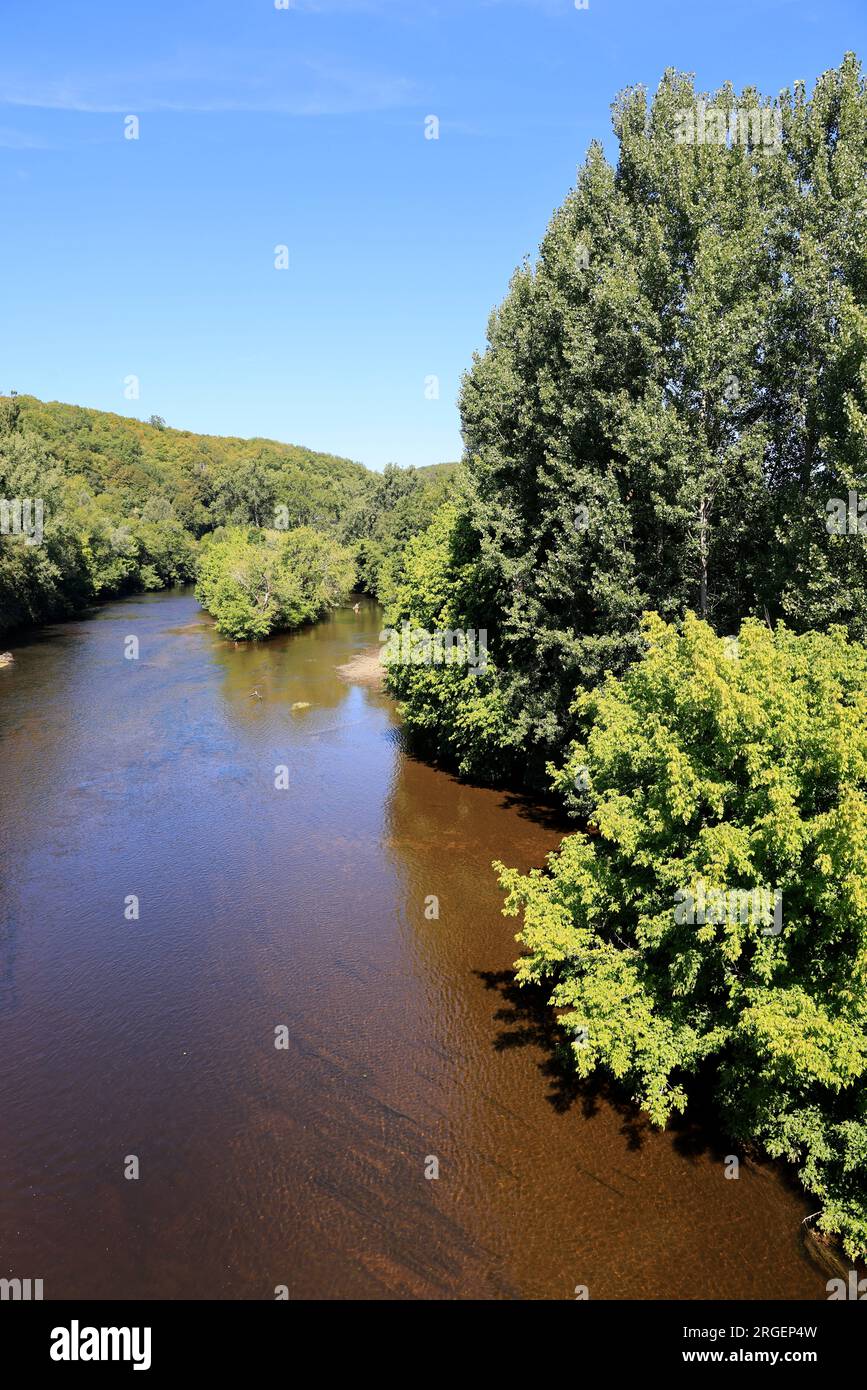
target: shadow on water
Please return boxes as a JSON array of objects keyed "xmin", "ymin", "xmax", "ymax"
[
  {"xmin": 495, "ymin": 791, "xmax": 572, "ymax": 832},
  {"xmin": 478, "ymin": 968, "xmax": 659, "ymax": 1146},
  {"xmin": 477, "ymin": 957, "xmax": 854, "ymax": 1281},
  {"xmin": 390, "ymin": 729, "xmax": 572, "ymax": 835},
  {"xmin": 475, "ymin": 965, "xmax": 812, "ymax": 1177}
]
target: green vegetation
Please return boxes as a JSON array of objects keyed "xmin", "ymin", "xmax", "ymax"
[
  {"xmin": 0, "ymin": 392, "xmax": 201, "ymax": 631},
  {"xmin": 0, "ymin": 393, "xmax": 450, "ymax": 638},
  {"xmin": 340, "ymin": 461, "xmax": 453, "ymax": 601},
  {"xmin": 386, "ymin": 57, "xmax": 867, "ymax": 1256},
  {"xmin": 383, "ymin": 495, "xmax": 507, "ymax": 774},
  {"xmin": 499, "ymin": 615, "xmax": 867, "ymax": 1257},
  {"xmin": 387, "ymin": 55, "xmax": 867, "ymax": 789},
  {"xmin": 12, "ymin": 393, "xmax": 371, "ymax": 535},
  {"xmin": 196, "ymin": 526, "xmax": 356, "ymax": 640}
]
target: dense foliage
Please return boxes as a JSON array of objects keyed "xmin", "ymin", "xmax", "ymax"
[
  {"xmin": 196, "ymin": 526, "xmax": 357, "ymax": 640},
  {"xmin": 388, "ymin": 56, "xmax": 867, "ymax": 789},
  {"xmin": 384, "ymin": 55, "xmax": 867, "ymax": 1256},
  {"xmin": 339, "ymin": 461, "xmax": 454, "ymax": 600},
  {"xmin": 0, "ymin": 394, "xmax": 451, "ymax": 637},
  {"xmin": 498, "ymin": 614, "xmax": 867, "ymax": 1257},
  {"xmin": 0, "ymin": 394, "xmax": 198, "ymax": 632},
  {"xmin": 13, "ymin": 394, "xmax": 372, "ymax": 536},
  {"xmin": 383, "ymin": 494, "xmax": 511, "ymax": 771}
]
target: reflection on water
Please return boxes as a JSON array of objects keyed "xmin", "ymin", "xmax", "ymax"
[{"xmin": 0, "ymin": 589, "xmax": 825, "ymax": 1299}]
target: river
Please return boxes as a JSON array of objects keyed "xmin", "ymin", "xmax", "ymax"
[{"xmin": 0, "ymin": 588, "xmax": 825, "ymax": 1299}]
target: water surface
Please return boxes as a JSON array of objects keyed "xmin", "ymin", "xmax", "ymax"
[{"xmin": 0, "ymin": 590, "xmax": 825, "ymax": 1299}]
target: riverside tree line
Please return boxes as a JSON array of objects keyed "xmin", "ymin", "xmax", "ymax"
[
  {"xmin": 0, "ymin": 392, "xmax": 452, "ymax": 639},
  {"xmin": 383, "ymin": 56, "xmax": 867, "ymax": 1261}
]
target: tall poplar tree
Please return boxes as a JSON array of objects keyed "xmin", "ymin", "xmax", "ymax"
[{"xmin": 388, "ymin": 56, "xmax": 867, "ymax": 791}]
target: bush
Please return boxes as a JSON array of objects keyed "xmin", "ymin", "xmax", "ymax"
[
  {"xmin": 195, "ymin": 525, "xmax": 356, "ymax": 640},
  {"xmin": 498, "ymin": 614, "xmax": 867, "ymax": 1257}
]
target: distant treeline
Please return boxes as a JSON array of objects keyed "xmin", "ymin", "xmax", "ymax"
[{"xmin": 0, "ymin": 392, "xmax": 453, "ymax": 637}]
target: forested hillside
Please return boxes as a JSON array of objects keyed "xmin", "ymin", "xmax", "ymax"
[
  {"xmin": 0, "ymin": 393, "xmax": 450, "ymax": 636},
  {"xmin": 12, "ymin": 395, "xmax": 371, "ymax": 534}
]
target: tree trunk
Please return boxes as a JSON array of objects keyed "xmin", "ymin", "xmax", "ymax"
[{"xmin": 698, "ymin": 494, "xmax": 709, "ymax": 620}]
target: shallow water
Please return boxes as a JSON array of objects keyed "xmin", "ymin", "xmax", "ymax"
[{"xmin": 0, "ymin": 590, "xmax": 825, "ymax": 1299}]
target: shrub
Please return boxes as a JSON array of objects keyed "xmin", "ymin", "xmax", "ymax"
[{"xmin": 195, "ymin": 525, "xmax": 356, "ymax": 640}]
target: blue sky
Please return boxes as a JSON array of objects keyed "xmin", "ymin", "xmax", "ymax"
[{"xmin": 0, "ymin": 0, "xmax": 863, "ymax": 469}]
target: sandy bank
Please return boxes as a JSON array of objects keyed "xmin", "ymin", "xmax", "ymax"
[{"xmin": 335, "ymin": 647, "xmax": 385, "ymax": 689}]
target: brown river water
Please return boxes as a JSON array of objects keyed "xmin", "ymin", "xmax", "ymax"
[{"xmin": 0, "ymin": 589, "xmax": 826, "ymax": 1299}]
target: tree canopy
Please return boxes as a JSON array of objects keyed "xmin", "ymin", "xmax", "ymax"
[
  {"xmin": 499, "ymin": 614, "xmax": 867, "ymax": 1258},
  {"xmin": 195, "ymin": 526, "xmax": 357, "ymax": 640},
  {"xmin": 388, "ymin": 55, "xmax": 867, "ymax": 789},
  {"xmin": 0, "ymin": 394, "xmax": 452, "ymax": 636}
]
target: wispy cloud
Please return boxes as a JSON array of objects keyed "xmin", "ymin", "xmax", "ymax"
[{"xmin": 0, "ymin": 46, "xmax": 416, "ymax": 117}]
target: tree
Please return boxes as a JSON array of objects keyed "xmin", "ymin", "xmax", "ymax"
[
  {"xmin": 212, "ymin": 454, "xmax": 276, "ymax": 529},
  {"xmin": 498, "ymin": 614, "xmax": 867, "ymax": 1258},
  {"xmin": 388, "ymin": 57, "xmax": 867, "ymax": 789},
  {"xmin": 340, "ymin": 462, "xmax": 452, "ymax": 598},
  {"xmin": 195, "ymin": 525, "xmax": 356, "ymax": 640}
]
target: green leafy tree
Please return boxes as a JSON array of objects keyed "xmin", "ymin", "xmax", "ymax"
[
  {"xmin": 212, "ymin": 454, "xmax": 276, "ymax": 529},
  {"xmin": 499, "ymin": 614, "xmax": 867, "ymax": 1257},
  {"xmin": 195, "ymin": 525, "xmax": 355, "ymax": 640},
  {"xmin": 390, "ymin": 56, "xmax": 867, "ymax": 788},
  {"xmin": 383, "ymin": 494, "xmax": 517, "ymax": 778},
  {"xmin": 341, "ymin": 462, "xmax": 453, "ymax": 599}
]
